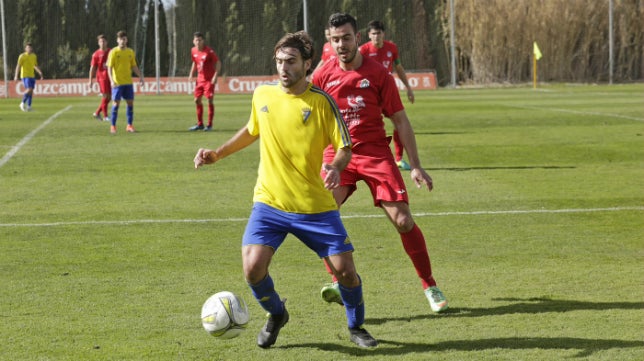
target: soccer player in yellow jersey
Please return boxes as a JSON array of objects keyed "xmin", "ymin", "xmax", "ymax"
[
  {"xmin": 14, "ymin": 43, "xmax": 43, "ymax": 112},
  {"xmin": 106, "ymin": 31, "xmax": 143, "ymax": 134},
  {"xmin": 194, "ymin": 31, "xmax": 377, "ymax": 349}
]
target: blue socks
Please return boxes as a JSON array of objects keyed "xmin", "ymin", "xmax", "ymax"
[
  {"xmin": 126, "ymin": 105, "xmax": 133, "ymax": 125},
  {"xmin": 249, "ymin": 275, "xmax": 285, "ymax": 315},
  {"xmin": 111, "ymin": 105, "xmax": 119, "ymax": 126},
  {"xmin": 339, "ymin": 276, "xmax": 365, "ymax": 329}
]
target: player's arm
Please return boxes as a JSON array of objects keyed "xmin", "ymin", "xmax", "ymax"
[
  {"xmin": 132, "ymin": 65, "xmax": 144, "ymax": 84},
  {"xmin": 212, "ymin": 59, "xmax": 221, "ymax": 85},
  {"xmin": 14, "ymin": 58, "xmax": 21, "ymax": 81},
  {"xmin": 194, "ymin": 126, "xmax": 258, "ymax": 169},
  {"xmin": 88, "ymin": 64, "xmax": 97, "ymax": 85},
  {"xmin": 322, "ymin": 146, "xmax": 351, "ymax": 190},
  {"xmin": 34, "ymin": 65, "xmax": 43, "ymax": 80},
  {"xmin": 394, "ymin": 62, "xmax": 414, "ymax": 104},
  {"xmin": 389, "ymin": 110, "xmax": 433, "ymax": 191},
  {"xmin": 188, "ymin": 62, "xmax": 196, "ymax": 82}
]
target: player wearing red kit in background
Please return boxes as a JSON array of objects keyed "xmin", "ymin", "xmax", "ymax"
[
  {"xmin": 312, "ymin": 13, "xmax": 448, "ymax": 313},
  {"xmin": 312, "ymin": 27, "xmax": 336, "ymax": 75},
  {"xmin": 188, "ymin": 32, "xmax": 221, "ymax": 132},
  {"xmin": 359, "ymin": 20, "xmax": 415, "ymax": 171},
  {"xmin": 89, "ymin": 34, "xmax": 112, "ymax": 122}
]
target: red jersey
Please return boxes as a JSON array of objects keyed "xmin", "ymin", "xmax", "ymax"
[
  {"xmin": 320, "ymin": 42, "xmax": 335, "ymax": 62},
  {"xmin": 359, "ymin": 40, "xmax": 399, "ymax": 73},
  {"xmin": 312, "ymin": 56, "xmax": 404, "ymax": 147},
  {"xmin": 191, "ymin": 45, "xmax": 219, "ymax": 82},
  {"xmin": 90, "ymin": 48, "xmax": 111, "ymax": 81}
]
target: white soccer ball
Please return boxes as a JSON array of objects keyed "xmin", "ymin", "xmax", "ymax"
[{"xmin": 201, "ymin": 291, "xmax": 250, "ymax": 339}]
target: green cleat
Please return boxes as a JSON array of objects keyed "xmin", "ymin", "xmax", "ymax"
[
  {"xmin": 320, "ymin": 282, "xmax": 343, "ymax": 305},
  {"xmin": 425, "ymin": 286, "xmax": 448, "ymax": 313}
]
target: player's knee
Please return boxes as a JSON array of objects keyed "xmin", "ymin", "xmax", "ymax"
[{"xmin": 394, "ymin": 216, "xmax": 415, "ymax": 233}]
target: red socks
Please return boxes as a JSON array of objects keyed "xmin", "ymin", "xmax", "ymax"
[{"xmin": 400, "ymin": 223, "xmax": 436, "ymax": 289}]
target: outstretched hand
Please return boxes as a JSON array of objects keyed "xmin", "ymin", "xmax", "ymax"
[
  {"xmin": 194, "ymin": 148, "xmax": 218, "ymax": 169},
  {"xmin": 410, "ymin": 168, "xmax": 433, "ymax": 191}
]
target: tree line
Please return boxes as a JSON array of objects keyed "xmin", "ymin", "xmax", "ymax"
[{"xmin": 1, "ymin": 0, "xmax": 641, "ymax": 85}]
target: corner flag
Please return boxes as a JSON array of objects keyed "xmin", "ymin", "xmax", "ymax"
[{"xmin": 533, "ymin": 42, "xmax": 542, "ymax": 60}]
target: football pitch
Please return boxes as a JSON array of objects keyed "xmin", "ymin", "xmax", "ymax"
[{"xmin": 1, "ymin": 83, "xmax": 643, "ymax": 360}]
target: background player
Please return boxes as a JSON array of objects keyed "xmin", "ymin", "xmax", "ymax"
[
  {"xmin": 14, "ymin": 42, "xmax": 44, "ymax": 112},
  {"xmin": 88, "ymin": 34, "xmax": 112, "ymax": 122},
  {"xmin": 360, "ymin": 20, "xmax": 415, "ymax": 170},
  {"xmin": 106, "ymin": 31, "xmax": 144, "ymax": 134},
  {"xmin": 188, "ymin": 32, "xmax": 221, "ymax": 131}
]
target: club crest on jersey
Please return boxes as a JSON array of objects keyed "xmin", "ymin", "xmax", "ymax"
[
  {"xmin": 357, "ymin": 79, "xmax": 370, "ymax": 88},
  {"xmin": 302, "ymin": 108, "xmax": 311, "ymax": 123},
  {"xmin": 347, "ymin": 95, "xmax": 365, "ymax": 111},
  {"xmin": 260, "ymin": 105, "xmax": 269, "ymax": 113}
]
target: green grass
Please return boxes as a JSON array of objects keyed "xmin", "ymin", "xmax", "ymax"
[{"xmin": 1, "ymin": 83, "xmax": 643, "ymax": 360}]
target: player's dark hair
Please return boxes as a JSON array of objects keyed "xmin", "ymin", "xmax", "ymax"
[
  {"xmin": 24, "ymin": 42, "xmax": 32, "ymax": 47},
  {"xmin": 273, "ymin": 31, "xmax": 315, "ymax": 75},
  {"xmin": 193, "ymin": 32, "xmax": 204, "ymax": 38},
  {"xmin": 117, "ymin": 31, "xmax": 127, "ymax": 39},
  {"xmin": 328, "ymin": 13, "xmax": 358, "ymax": 33},
  {"xmin": 97, "ymin": 34, "xmax": 106, "ymax": 41},
  {"xmin": 367, "ymin": 20, "xmax": 385, "ymax": 32}
]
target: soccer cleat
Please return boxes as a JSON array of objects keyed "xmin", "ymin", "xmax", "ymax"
[
  {"xmin": 19, "ymin": 102, "xmax": 25, "ymax": 112},
  {"xmin": 110, "ymin": 125, "xmax": 117, "ymax": 134},
  {"xmin": 92, "ymin": 113, "xmax": 102, "ymax": 121},
  {"xmin": 189, "ymin": 124, "xmax": 204, "ymax": 131},
  {"xmin": 397, "ymin": 159, "xmax": 411, "ymax": 171},
  {"xmin": 349, "ymin": 326, "xmax": 378, "ymax": 348},
  {"xmin": 257, "ymin": 305, "xmax": 289, "ymax": 348},
  {"xmin": 126, "ymin": 124, "xmax": 136, "ymax": 133},
  {"xmin": 103, "ymin": 117, "xmax": 110, "ymax": 122},
  {"xmin": 425, "ymin": 286, "xmax": 448, "ymax": 313},
  {"xmin": 204, "ymin": 125, "xmax": 213, "ymax": 132},
  {"xmin": 320, "ymin": 282, "xmax": 343, "ymax": 305}
]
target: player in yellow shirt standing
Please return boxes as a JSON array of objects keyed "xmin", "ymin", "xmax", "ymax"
[
  {"xmin": 14, "ymin": 43, "xmax": 44, "ymax": 112},
  {"xmin": 106, "ymin": 31, "xmax": 144, "ymax": 134},
  {"xmin": 194, "ymin": 31, "xmax": 377, "ymax": 349}
]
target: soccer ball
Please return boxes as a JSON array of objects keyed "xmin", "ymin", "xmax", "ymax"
[{"xmin": 201, "ymin": 291, "xmax": 250, "ymax": 339}]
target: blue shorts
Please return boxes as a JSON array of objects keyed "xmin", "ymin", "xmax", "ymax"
[
  {"xmin": 112, "ymin": 84, "xmax": 135, "ymax": 101},
  {"xmin": 242, "ymin": 202, "xmax": 353, "ymax": 258},
  {"xmin": 22, "ymin": 78, "xmax": 36, "ymax": 89}
]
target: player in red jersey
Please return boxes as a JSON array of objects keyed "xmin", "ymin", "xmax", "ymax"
[
  {"xmin": 312, "ymin": 27, "xmax": 336, "ymax": 75},
  {"xmin": 312, "ymin": 13, "xmax": 448, "ymax": 313},
  {"xmin": 88, "ymin": 34, "xmax": 112, "ymax": 122},
  {"xmin": 188, "ymin": 32, "xmax": 221, "ymax": 131},
  {"xmin": 359, "ymin": 20, "xmax": 415, "ymax": 171}
]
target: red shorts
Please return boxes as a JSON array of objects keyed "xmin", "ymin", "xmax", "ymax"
[
  {"xmin": 194, "ymin": 81, "xmax": 215, "ymax": 99},
  {"xmin": 97, "ymin": 78, "xmax": 111, "ymax": 95},
  {"xmin": 323, "ymin": 142, "xmax": 409, "ymax": 207}
]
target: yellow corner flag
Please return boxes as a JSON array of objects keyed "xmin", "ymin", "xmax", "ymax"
[{"xmin": 533, "ymin": 42, "xmax": 542, "ymax": 60}]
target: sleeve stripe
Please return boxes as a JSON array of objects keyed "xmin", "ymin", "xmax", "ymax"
[{"xmin": 310, "ymin": 85, "xmax": 352, "ymax": 147}]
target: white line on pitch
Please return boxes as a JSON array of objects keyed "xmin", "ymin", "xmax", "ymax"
[
  {"xmin": 0, "ymin": 206, "xmax": 642, "ymax": 228},
  {"xmin": 504, "ymin": 104, "xmax": 644, "ymax": 122},
  {"xmin": 0, "ymin": 106, "xmax": 72, "ymax": 169}
]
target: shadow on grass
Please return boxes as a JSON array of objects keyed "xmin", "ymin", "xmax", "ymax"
[
  {"xmin": 429, "ymin": 165, "xmax": 576, "ymax": 171},
  {"xmin": 282, "ymin": 337, "xmax": 644, "ymax": 358},
  {"xmin": 367, "ymin": 297, "xmax": 644, "ymax": 323}
]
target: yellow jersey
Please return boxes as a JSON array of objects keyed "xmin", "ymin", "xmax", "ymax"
[
  {"xmin": 17, "ymin": 53, "xmax": 38, "ymax": 78},
  {"xmin": 247, "ymin": 82, "xmax": 351, "ymax": 214},
  {"xmin": 106, "ymin": 47, "xmax": 137, "ymax": 85}
]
